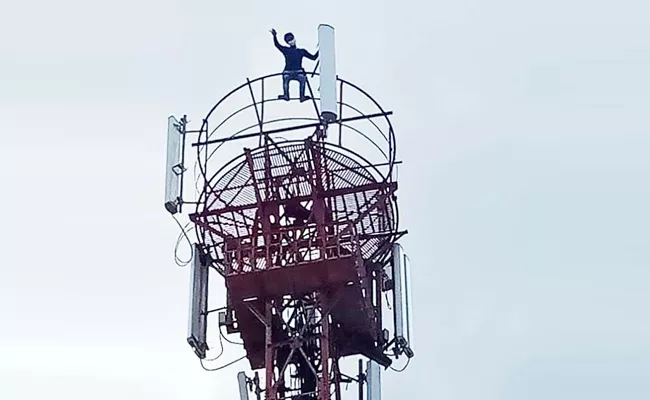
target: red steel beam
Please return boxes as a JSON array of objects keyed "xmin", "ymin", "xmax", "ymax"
[{"xmin": 191, "ymin": 182, "xmax": 397, "ymax": 220}]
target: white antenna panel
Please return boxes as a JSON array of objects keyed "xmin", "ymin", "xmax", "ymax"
[
  {"xmin": 403, "ymin": 250, "xmax": 414, "ymax": 344},
  {"xmin": 165, "ymin": 115, "xmax": 183, "ymax": 214},
  {"xmin": 237, "ymin": 372, "xmax": 250, "ymax": 400},
  {"xmin": 318, "ymin": 24, "xmax": 337, "ymax": 123},
  {"xmin": 187, "ymin": 244, "xmax": 208, "ymax": 358},
  {"xmin": 392, "ymin": 243, "xmax": 405, "ymax": 340},
  {"xmin": 392, "ymin": 243, "xmax": 413, "ymax": 346},
  {"xmin": 367, "ymin": 360, "xmax": 382, "ymax": 400}
]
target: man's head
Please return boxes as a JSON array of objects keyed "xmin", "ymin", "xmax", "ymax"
[{"xmin": 284, "ymin": 32, "xmax": 296, "ymax": 47}]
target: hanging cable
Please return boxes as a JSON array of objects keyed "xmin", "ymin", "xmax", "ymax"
[
  {"xmin": 220, "ymin": 325, "xmax": 244, "ymax": 346},
  {"xmin": 172, "ymin": 214, "xmax": 193, "ymax": 267},
  {"xmin": 204, "ymin": 323, "xmax": 225, "ymax": 362},
  {"xmin": 198, "ymin": 308, "xmax": 246, "ymax": 370},
  {"xmin": 389, "ymin": 357, "xmax": 410, "ymax": 373},
  {"xmin": 200, "ymin": 354, "xmax": 247, "ymax": 372}
]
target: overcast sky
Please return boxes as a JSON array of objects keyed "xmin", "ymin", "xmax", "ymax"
[{"xmin": 1, "ymin": 0, "xmax": 649, "ymax": 399}]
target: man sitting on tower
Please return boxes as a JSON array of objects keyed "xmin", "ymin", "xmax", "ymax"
[{"xmin": 270, "ymin": 29, "xmax": 319, "ymax": 102}]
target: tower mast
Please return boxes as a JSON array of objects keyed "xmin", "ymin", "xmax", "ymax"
[{"xmin": 165, "ymin": 25, "xmax": 414, "ymax": 400}]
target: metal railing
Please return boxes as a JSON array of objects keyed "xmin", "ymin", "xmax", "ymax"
[{"xmin": 223, "ymin": 219, "xmax": 359, "ymax": 275}]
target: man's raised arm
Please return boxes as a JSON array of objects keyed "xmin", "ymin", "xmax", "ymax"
[{"xmin": 270, "ymin": 29, "xmax": 286, "ymax": 51}]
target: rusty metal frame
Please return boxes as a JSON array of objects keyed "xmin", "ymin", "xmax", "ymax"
[{"xmin": 254, "ymin": 289, "xmax": 344, "ymax": 400}]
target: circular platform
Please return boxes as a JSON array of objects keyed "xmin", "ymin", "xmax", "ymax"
[{"xmin": 190, "ymin": 73, "xmax": 401, "ymax": 276}]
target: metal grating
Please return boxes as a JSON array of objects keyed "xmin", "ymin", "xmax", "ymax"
[{"xmin": 193, "ymin": 140, "xmax": 397, "ymax": 275}]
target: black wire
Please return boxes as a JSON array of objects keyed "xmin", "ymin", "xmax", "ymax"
[
  {"xmin": 389, "ymin": 357, "xmax": 410, "ymax": 373},
  {"xmin": 204, "ymin": 324, "xmax": 225, "ymax": 362},
  {"xmin": 200, "ymin": 355, "xmax": 247, "ymax": 372},
  {"xmin": 199, "ymin": 314, "xmax": 247, "ymax": 371},
  {"xmin": 220, "ymin": 325, "xmax": 244, "ymax": 346},
  {"xmin": 172, "ymin": 214, "xmax": 193, "ymax": 267},
  {"xmin": 206, "ymin": 305, "xmax": 228, "ymax": 314}
]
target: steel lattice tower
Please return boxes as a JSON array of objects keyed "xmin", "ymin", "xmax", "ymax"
[{"xmin": 165, "ymin": 26, "xmax": 414, "ymax": 400}]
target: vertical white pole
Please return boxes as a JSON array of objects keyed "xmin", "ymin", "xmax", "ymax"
[
  {"xmin": 367, "ymin": 360, "xmax": 382, "ymax": 400},
  {"xmin": 318, "ymin": 24, "xmax": 337, "ymax": 122}
]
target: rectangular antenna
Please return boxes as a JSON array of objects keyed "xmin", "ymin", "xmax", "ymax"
[
  {"xmin": 165, "ymin": 115, "xmax": 183, "ymax": 214},
  {"xmin": 392, "ymin": 243, "xmax": 414, "ymax": 358},
  {"xmin": 403, "ymin": 251, "xmax": 413, "ymax": 344},
  {"xmin": 392, "ymin": 243, "xmax": 405, "ymax": 340},
  {"xmin": 237, "ymin": 372, "xmax": 250, "ymax": 400},
  {"xmin": 187, "ymin": 244, "xmax": 209, "ymax": 359},
  {"xmin": 367, "ymin": 360, "xmax": 382, "ymax": 400},
  {"xmin": 318, "ymin": 24, "xmax": 337, "ymax": 123}
]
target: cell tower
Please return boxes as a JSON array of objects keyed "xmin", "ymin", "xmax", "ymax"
[{"xmin": 165, "ymin": 25, "xmax": 414, "ymax": 400}]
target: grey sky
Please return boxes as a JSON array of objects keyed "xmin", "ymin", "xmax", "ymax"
[{"xmin": 1, "ymin": 0, "xmax": 649, "ymax": 399}]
